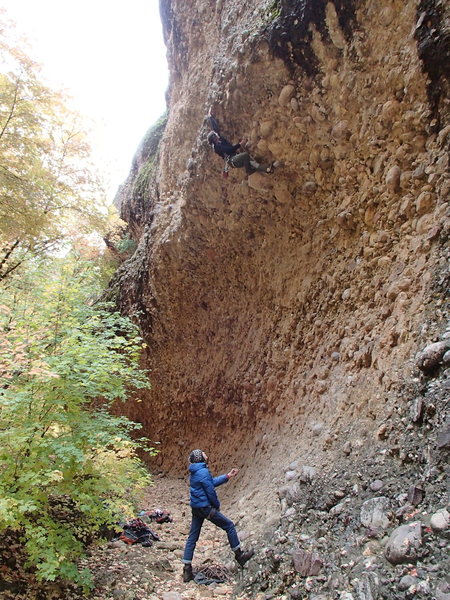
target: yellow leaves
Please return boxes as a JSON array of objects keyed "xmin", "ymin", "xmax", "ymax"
[
  {"xmin": 0, "ymin": 498, "xmax": 19, "ymax": 526},
  {"xmin": 28, "ymin": 364, "xmax": 59, "ymax": 379},
  {"xmin": 0, "ymin": 334, "xmax": 27, "ymax": 379},
  {"xmin": 0, "ymin": 16, "xmax": 108, "ymax": 280},
  {"xmin": 48, "ymin": 470, "xmax": 64, "ymax": 482},
  {"xmin": 0, "ymin": 329, "xmax": 57, "ymax": 380}
]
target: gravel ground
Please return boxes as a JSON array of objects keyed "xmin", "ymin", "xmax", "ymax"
[{"xmin": 83, "ymin": 476, "xmax": 247, "ymax": 600}]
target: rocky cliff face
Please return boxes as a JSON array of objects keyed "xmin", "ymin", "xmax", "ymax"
[{"xmin": 111, "ymin": 0, "xmax": 449, "ymax": 597}]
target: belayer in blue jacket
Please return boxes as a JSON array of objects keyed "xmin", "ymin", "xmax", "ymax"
[{"xmin": 182, "ymin": 449, "xmax": 254, "ymax": 582}]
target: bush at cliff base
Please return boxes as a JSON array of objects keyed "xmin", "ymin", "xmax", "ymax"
[{"xmin": 0, "ymin": 257, "xmax": 155, "ymax": 589}]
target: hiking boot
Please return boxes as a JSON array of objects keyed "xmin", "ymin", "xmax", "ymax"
[
  {"xmin": 235, "ymin": 547, "xmax": 254, "ymax": 567},
  {"xmin": 183, "ymin": 563, "xmax": 194, "ymax": 582}
]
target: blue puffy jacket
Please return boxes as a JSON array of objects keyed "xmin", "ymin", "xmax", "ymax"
[{"xmin": 188, "ymin": 462, "xmax": 229, "ymax": 509}]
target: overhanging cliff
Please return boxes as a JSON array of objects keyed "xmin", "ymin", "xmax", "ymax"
[{"xmin": 111, "ymin": 0, "xmax": 449, "ymax": 482}]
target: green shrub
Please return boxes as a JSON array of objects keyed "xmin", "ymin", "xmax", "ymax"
[
  {"xmin": 116, "ymin": 232, "xmax": 138, "ymax": 255},
  {"xmin": 0, "ymin": 256, "xmax": 154, "ymax": 588}
]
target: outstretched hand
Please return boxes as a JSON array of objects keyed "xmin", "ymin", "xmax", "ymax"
[{"xmin": 227, "ymin": 468, "xmax": 239, "ymax": 478}]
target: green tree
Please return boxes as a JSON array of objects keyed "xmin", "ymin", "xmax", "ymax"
[
  {"xmin": 0, "ymin": 16, "xmax": 106, "ymax": 280},
  {"xmin": 0, "ymin": 256, "xmax": 154, "ymax": 587}
]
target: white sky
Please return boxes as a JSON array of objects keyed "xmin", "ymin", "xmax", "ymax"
[{"xmin": 1, "ymin": 0, "xmax": 169, "ymax": 197}]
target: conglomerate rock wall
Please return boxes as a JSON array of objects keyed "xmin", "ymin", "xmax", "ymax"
[
  {"xmin": 114, "ymin": 0, "xmax": 448, "ymax": 472},
  {"xmin": 111, "ymin": 0, "xmax": 449, "ymax": 595}
]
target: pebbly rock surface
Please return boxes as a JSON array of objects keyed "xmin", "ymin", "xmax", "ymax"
[
  {"xmin": 111, "ymin": 0, "xmax": 450, "ymax": 488},
  {"xmin": 230, "ymin": 348, "xmax": 449, "ymax": 599},
  {"xmin": 105, "ymin": 0, "xmax": 449, "ymax": 598}
]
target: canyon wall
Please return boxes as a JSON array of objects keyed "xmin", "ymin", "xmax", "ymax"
[
  {"xmin": 109, "ymin": 0, "xmax": 450, "ymax": 595},
  {"xmin": 113, "ymin": 0, "xmax": 448, "ymax": 476}
]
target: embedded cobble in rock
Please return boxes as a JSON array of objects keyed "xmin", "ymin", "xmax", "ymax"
[
  {"xmin": 430, "ymin": 508, "xmax": 450, "ymax": 537},
  {"xmin": 292, "ymin": 550, "xmax": 323, "ymax": 576},
  {"xmin": 416, "ymin": 340, "xmax": 450, "ymax": 373}
]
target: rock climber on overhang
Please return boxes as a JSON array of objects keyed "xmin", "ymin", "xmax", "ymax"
[{"xmin": 206, "ymin": 116, "xmax": 278, "ymax": 178}]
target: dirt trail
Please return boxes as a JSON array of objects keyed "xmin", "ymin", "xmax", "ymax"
[{"xmin": 86, "ymin": 476, "xmax": 248, "ymax": 600}]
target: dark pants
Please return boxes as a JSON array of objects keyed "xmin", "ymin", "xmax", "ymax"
[
  {"xmin": 230, "ymin": 152, "xmax": 267, "ymax": 174},
  {"xmin": 182, "ymin": 506, "xmax": 240, "ymax": 563}
]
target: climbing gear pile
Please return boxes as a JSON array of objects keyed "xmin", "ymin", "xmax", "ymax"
[
  {"xmin": 118, "ymin": 518, "xmax": 160, "ymax": 547},
  {"xmin": 140, "ymin": 508, "xmax": 173, "ymax": 524}
]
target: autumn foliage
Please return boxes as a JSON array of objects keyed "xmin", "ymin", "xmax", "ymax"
[{"xmin": 0, "ymin": 17, "xmax": 154, "ymax": 591}]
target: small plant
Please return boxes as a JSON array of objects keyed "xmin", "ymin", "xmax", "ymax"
[
  {"xmin": 116, "ymin": 232, "xmax": 138, "ymax": 255},
  {"xmin": 266, "ymin": 0, "xmax": 282, "ymax": 22},
  {"xmin": 132, "ymin": 114, "xmax": 167, "ymax": 203},
  {"xmin": 133, "ymin": 157, "xmax": 156, "ymax": 202}
]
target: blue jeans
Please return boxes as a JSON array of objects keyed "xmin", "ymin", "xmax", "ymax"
[{"xmin": 182, "ymin": 506, "xmax": 240, "ymax": 563}]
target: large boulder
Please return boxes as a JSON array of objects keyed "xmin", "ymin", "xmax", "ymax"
[
  {"xmin": 416, "ymin": 340, "xmax": 450, "ymax": 373},
  {"xmin": 385, "ymin": 522, "xmax": 422, "ymax": 564}
]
